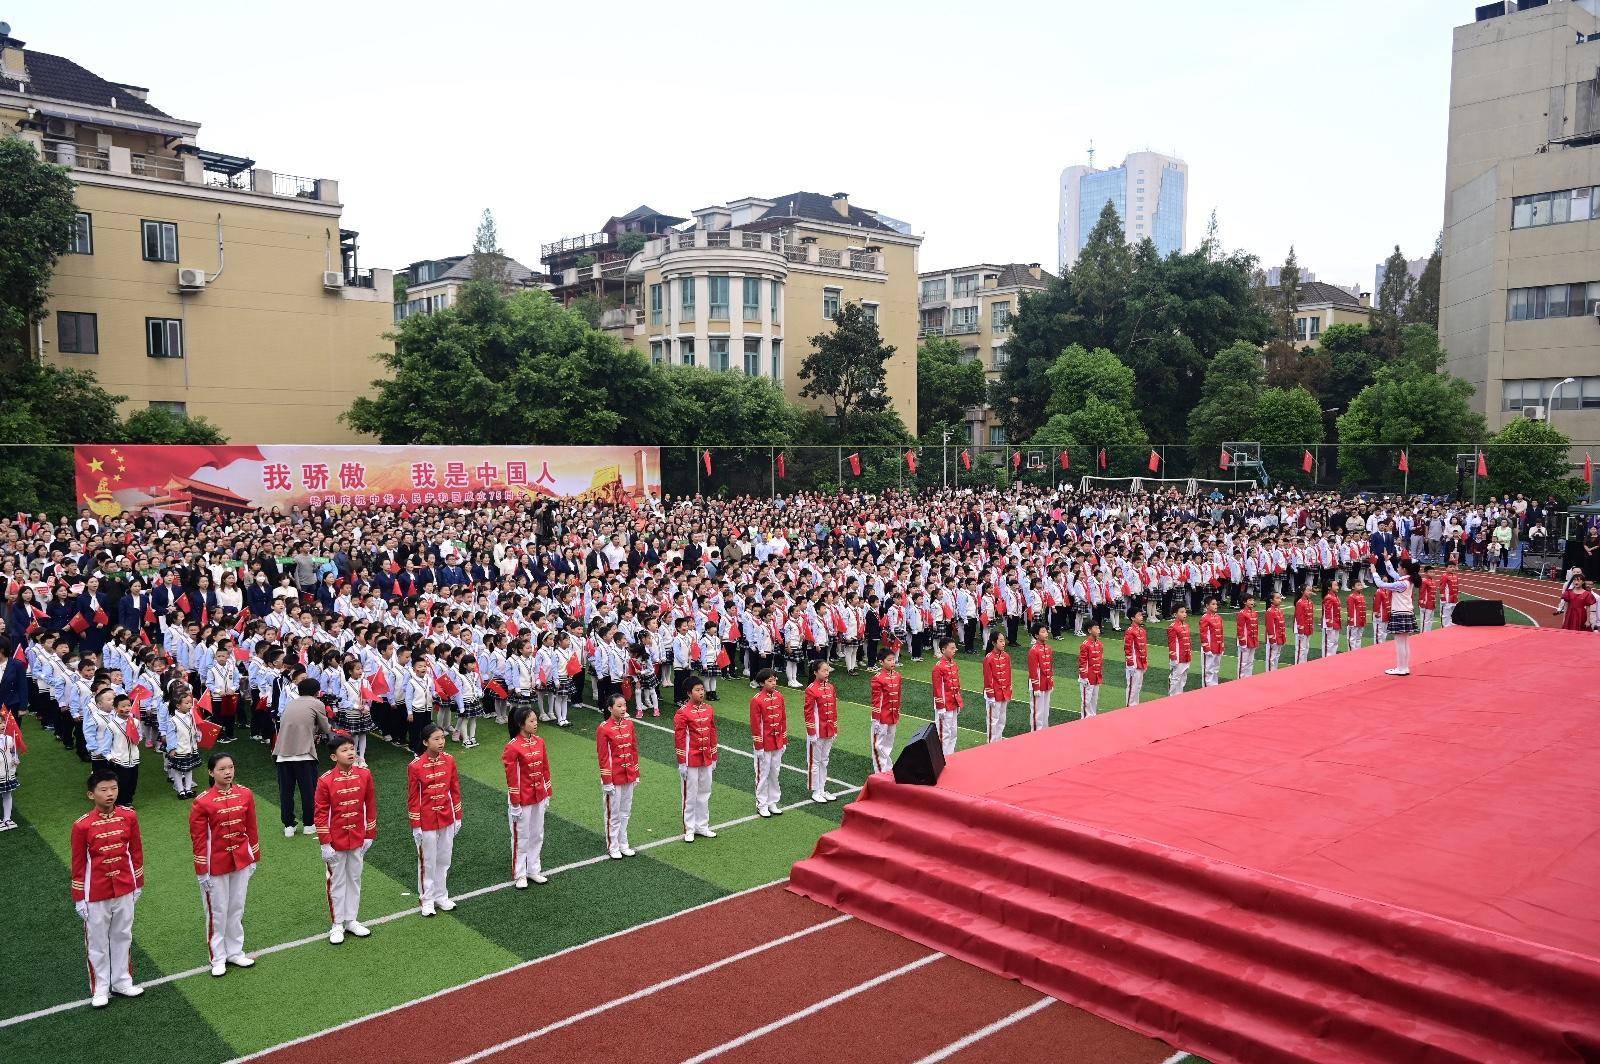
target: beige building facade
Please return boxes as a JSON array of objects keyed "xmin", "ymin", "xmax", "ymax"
[
  {"xmin": 1261, "ymin": 280, "xmax": 1374, "ymax": 351},
  {"xmin": 604, "ymin": 192, "xmax": 921, "ymax": 431},
  {"xmin": 1, "ymin": 27, "xmax": 392, "ymax": 443},
  {"xmin": 1441, "ymin": 0, "xmax": 1600, "ymax": 446},
  {"xmin": 917, "ymin": 263, "xmax": 1053, "ymax": 445}
]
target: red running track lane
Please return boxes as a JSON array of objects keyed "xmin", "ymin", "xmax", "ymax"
[
  {"xmin": 1457, "ymin": 570, "xmax": 1563, "ymax": 626},
  {"xmin": 251, "ymin": 885, "xmax": 1176, "ymax": 1064}
]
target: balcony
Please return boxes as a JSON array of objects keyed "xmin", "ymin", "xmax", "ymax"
[
  {"xmin": 599, "ymin": 306, "xmax": 644, "ymax": 330},
  {"xmin": 947, "ymin": 321, "xmax": 980, "ymax": 335},
  {"xmin": 38, "ymin": 136, "xmax": 338, "ymax": 204},
  {"xmin": 541, "ymin": 232, "xmax": 610, "ymax": 259},
  {"xmin": 918, "ymin": 323, "xmax": 946, "ymax": 337}
]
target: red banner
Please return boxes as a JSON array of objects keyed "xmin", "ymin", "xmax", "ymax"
[{"xmin": 75, "ymin": 445, "xmax": 662, "ymax": 516}]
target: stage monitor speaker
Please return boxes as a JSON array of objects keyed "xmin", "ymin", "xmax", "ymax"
[
  {"xmin": 1452, "ymin": 599, "xmax": 1505, "ymax": 626},
  {"xmin": 893, "ymin": 722, "xmax": 946, "ymax": 786}
]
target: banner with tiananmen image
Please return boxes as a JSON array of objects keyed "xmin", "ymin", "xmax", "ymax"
[{"xmin": 75, "ymin": 444, "xmax": 661, "ymax": 519}]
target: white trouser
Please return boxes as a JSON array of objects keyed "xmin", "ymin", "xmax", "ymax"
[
  {"xmin": 1375, "ymin": 618, "xmax": 1388, "ymax": 643},
  {"xmin": 1237, "ymin": 645, "xmax": 1256, "ymax": 678},
  {"xmin": 1322, "ymin": 627, "xmax": 1338, "ymax": 657},
  {"xmin": 417, "ymin": 825, "xmax": 455, "ymax": 902},
  {"xmin": 201, "ymin": 866, "xmax": 252, "ymax": 963},
  {"xmin": 1295, "ymin": 634, "xmax": 1310, "ymax": 665},
  {"xmin": 603, "ymin": 782, "xmax": 635, "ymax": 852},
  {"xmin": 1125, "ymin": 667, "xmax": 1145, "ymax": 705},
  {"xmin": 841, "ymin": 645, "xmax": 858, "ymax": 671},
  {"xmin": 324, "ymin": 848, "xmax": 365, "ymax": 926},
  {"xmin": 1421, "ymin": 608, "xmax": 1436, "ymax": 631},
  {"xmin": 984, "ymin": 697, "xmax": 1007, "ymax": 743},
  {"xmin": 1029, "ymin": 689, "xmax": 1051, "ymax": 731},
  {"xmin": 84, "ymin": 893, "xmax": 136, "ymax": 997},
  {"xmin": 1265, "ymin": 642, "xmax": 1282, "ymax": 671},
  {"xmin": 753, "ymin": 748, "xmax": 784, "ymax": 811},
  {"xmin": 508, "ymin": 799, "xmax": 547, "ymax": 878},
  {"xmin": 935, "ymin": 709, "xmax": 959, "ymax": 754},
  {"xmin": 681, "ymin": 764, "xmax": 713, "ymax": 833},
  {"xmin": 1202, "ymin": 651, "xmax": 1222, "ymax": 687},
  {"xmin": 869, "ymin": 720, "xmax": 896, "ymax": 774},
  {"xmin": 1442, "ymin": 602, "xmax": 1455, "ymax": 627},
  {"xmin": 1079, "ymin": 680, "xmax": 1099, "ymax": 717},
  {"xmin": 1169, "ymin": 659, "xmax": 1189, "ymax": 696},
  {"xmin": 807, "ymin": 736, "xmax": 834, "ymax": 794},
  {"xmin": 1347, "ymin": 626, "xmax": 1363, "ymax": 650}
]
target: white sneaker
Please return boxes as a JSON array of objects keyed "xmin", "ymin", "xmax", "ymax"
[
  {"xmin": 91, "ymin": 994, "xmax": 109, "ymax": 1008},
  {"xmin": 514, "ymin": 876, "xmax": 529, "ymax": 890},
  {"xmin": 683, "ymin": 831, "xmax": 695, "ymax": 843},
  {"xmin": 621, "ymin": 846, "xmax": 635, "ymax": 857},
  {"xmin": 227, "ymin": 954, "xmax": 254, "ymax": 968},
  {"xmin": 530, "ymin": 873, "xmax": 548, "ymax": 885},
  {"xmin": 345, "ymin": 921, "xmax": 371, "ymax": 937},
  {"xmin": 211, "ymin": 961, "xmax": 227, "ymax": 977},
  {"xmin": 420, "ymin": 900, "xmax": 436, "ymax": 917},
  {"xmin": 812, "ymin": 792, "xmax": 827, "ymax": 804},
  {"xmin": 758, "ymin": 806, "xmax": 771, "ymax": 818},
  {"xmin": 696, "ymin": 828, "xmax": 717, "ymax": 839},
  {"xmin": 110, "ymin": 983, "xmax": 143, "ymax": 998},
  {"xmin": 329, "ymin": 925, "xmax": 345, "ymax": 944},
  {"xmin": 822, "ymin": 792, "xmax": 836, "ymax": 802},
  {"xmin": 436, "ymin": 898, "xmax": 455, "ymax": 912},
  {"xmin": 771, "ymin": 805, "xmax": 785, "ymax": 816},
  {"xmin": 284, "ymin": 826, "xmax": 296, "ymax": 838},
  {"xmin": 609, "ymin": 849, "xmax": 623, "ymax": 860},
  {"xmin": 302, "ymin": 825, "xmax": 317, "ymax": 836}
]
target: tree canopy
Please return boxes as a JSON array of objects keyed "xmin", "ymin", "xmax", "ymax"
[
  {"xmin": 1482, "ymin": 417, "xmax": 1586, "ymax": 503},
  {"xmin": 0, "ymin": 136, "xmax": 78, "ymax": 370},
  {"xmin": 799, "ymin": 301, "xmax": 894, "ymax": 426},
  {"xmin": 1336, "ymin": 336, "xmax": 1484, "ymax": 492},
  {"xmin": 1187, "ymin": 341, "xmax": 1264, "ymax": 454},
  {"xmin": 1044, "ymin": 344, "xmax": 1134, "ymax": 419},
  {"xmin": 916, "ymin": 336, "xmax": 986, "ymax": 437}
]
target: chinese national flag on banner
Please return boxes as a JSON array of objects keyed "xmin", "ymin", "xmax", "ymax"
[
  {"xmin": 702, "ymin": 450, "xmax": 712, "ymax": 476},
  {"xmin": 143, "ymin": 603, "xmax": 155, "ymax": 625},
  {"xmin": 847, "ymin": 453, "xmax": 861, "ymax": 477},
  {"xmin": 1585, "ymin": 452, "xmax": 1593, "ymax": 485},
  {"xmin": 1398, "ymin": 450, "xmax": 1409, "ymax": 474},
  {"xmin": 1011, "ymin": 451, "xmax": 1022, "ymax": 471},
  {"xmin": 775, "ymin": 453, "xmax": 786, "ymax": 479},
  {"xmin": 1059, "ymin": 450, "xmax": 1070, "ymax": 471},
  {"xmin": 905, "ymin": 450, "xmax": 917, "ymax": 474},
  {"xmin": 1219, "ymin": 449, "xmax": 1230, "ymax": 471},
  {"xmin": 960, "ymin": 449, "xmax": 971, "ymax": 471},
  {"xmin": 1302, "ymin": 450, "xmax": 1314, "ymax": 474},
  {"xmin": 1098, "ymin": 448, "xmax": 1108, "ymax": 470},
  {"xmin": 1477, "ymin": 450, "xmax": 1488, "ymax": 478},
  {"xmin": 1147, "ymin": 450, "xmax": 1161, "ymax": 473}
]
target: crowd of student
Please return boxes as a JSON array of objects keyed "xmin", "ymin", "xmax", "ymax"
[{"xmin": 0, "ymin": 482, "xmax": 1596, "ymax": 1007}]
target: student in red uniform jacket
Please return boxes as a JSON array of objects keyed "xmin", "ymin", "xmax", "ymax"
[
  {"xmin": 1418, "ymin": 569, "xmax": 1439, "ymax": 631},
  {"xmin": 1123, "ymin": 610, "xmax": 1149, "ymax": 705},
  {"xmin": 1199, "ymin": 598, "xmax": 1225, "ymax": 687},
  {"xmin": 408, "ymin": 724, "xmax": 462, "ymax": 916},
  {"xmin": 188, "ymin": 752, "xmax": 260, "ymax": 976},
  {"xmin": 748, "ymin": 670, "xmax": 787, "ymax": 817},
  {"xmin": 598, "ymin": 693, "xmax": 641, "ymax": 856},
  {"xmin": 1264, "ymin": 594, "xmax": 1287, "ymax": 672},
  {"xmin": 502, "ymin": 707, "xmax": 552, "ymax": 886},
  {"xmin": 1346, "ymin": 588, "xmax": 1368, "ymax": 650},
  {"xmin": 72, "ymin": 769, "xmax": 145, "ymax": 1007},
  {"xmin": 315, "ymin": 736, "xmax": 377, "ymax": 942},
  {"xmin": 1294, "ymin": 587, "xmax": 1316, "ymax": 665},
  {"xmin": 868, "ymin": 648, "xmax": 902, "ymax": 773},
  {"xmin": 1077, "ymin": 623, "xmax": 1104, "ymax": 717},
  {"xmin": 1167, "ymin": 606, "xmax": 1191, "ymax": 697},
  {"xmin": 803, "ymin": 660, "xmax": 839, "ymax": 804},
  {"xmin": 1321, "ymin": 587, "xmax": 1342, "ymax": 658},
  {"xmin": 1026, "ymin": 624, "xmax": 1054, "ymax": 732},
  {"xmin": 674, "ymin": 677, "xmax": 718, "ymax": 843},
  {"xmin": 1235, "ymin": 596, "xmax": 1260, "ymax": 678},
  {"xmin": 1374, "ymin": 584, "xmax": 1393, "ymax": 643},
  {"xmin": 1439, "ymin": 564, "xmax": 1461, "ymax": 627},
  {"xmin": 981, "ymin": 631, "xmax": 1012, "ymax": 743},
  {"xmin": 931, "ymin": 637, "xmax": 964, "ymax": 753}
]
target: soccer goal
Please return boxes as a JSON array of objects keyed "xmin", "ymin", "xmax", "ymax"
[{"xmin": 1078, "ymin": 475, "xmax": 1254, "ymax": 496}]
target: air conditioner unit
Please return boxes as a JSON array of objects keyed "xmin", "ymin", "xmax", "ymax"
[
  {"xmin": 177, "ymin": 267, "xmax": 207, "ymax": 290},
  {"xmin": 322, "ymin": 270, "xmax": 345, "ymax": 289},
  {"xmin": 1522, "ymin": 405, "xmax": 1548, "ymax": 421}
]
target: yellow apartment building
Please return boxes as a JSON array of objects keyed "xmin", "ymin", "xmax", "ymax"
[
  {"xmin": 1261, "ymin": 280, "xmax": 1374, "ymax": 350},
  {"xmin": 0, "ymin": 26, "xmax": 392, "ymax": 442}
]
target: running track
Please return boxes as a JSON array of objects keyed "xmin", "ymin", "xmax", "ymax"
[
  {"xmin": 1455, "ymin": 570, "xmax": 1565, "ymax": 626},
  {"xmin": 237, "ymin": 884, "xmax": 1180, "ymax": 1064}
]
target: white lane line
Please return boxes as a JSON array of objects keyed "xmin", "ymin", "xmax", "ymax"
[
  {"xmin": 912, "ymin": 996, "xmax": 1056, "ymax": 1063},
  {"xmin": 449, "ymin": 916, "xmax": 857, "ymax": 1064},
  {"xmin": 627, "ymin": 711, "xmax": 857, "ymax": 790},
  {"xmin": 2, "ymin": 786, "xmax": 859, "ymax": 1032},
  {"xmin": 679, "ymin": 952, "xmax": 943, "ymax": 1064}
]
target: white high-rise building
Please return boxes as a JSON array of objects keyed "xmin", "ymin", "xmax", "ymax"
[{"xmin": 1057, "ymin": 151, "xmax": 1187, "ymax": 270}]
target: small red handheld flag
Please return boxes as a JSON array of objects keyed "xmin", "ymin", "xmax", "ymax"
[
  {"xmin": 848, "ymin": 453, "xmax": 862, "ymax": 477},
  {"xmin": 1302, "ymin": 449, "xmax": 1314, "ymax": 474},
  {"xmin": 68, "ymin": 613, "xmax": 89, "ymax": 635},
  {"xmin": 565, "ymin": 653, "xmax": 583, "ymax": 677},
  {"xmin": 960, "ymin": 449, "xmax": 971, "ymax": 471},
  {"xmin": 775, "ymin": 453, "xmax": 786, "ymax": 479},
  {"xmin": 1219, "ymin": 449, "xmax": 1230, "ymax": 471},
  {"xmin": 1398, "ymin": 450, "xmax": 1409, "ymax": 474},
  {"xmin": 1011, "ymin": 450, "xmax": 1022, "ymax": 471},
  {"xmin": 1059, "ymin": 450, "xmax": 1070, "ymax": 471},
  {"xmin": 434, "ymin": 673, "xmax": 460, "ymax": 700},
  {"xmin": 1098, "ymin": 448, "xmax": 1108, "ymax": 470},
  {"xmin": 143, "ymin": 603, "xmax": 156, "ymax": 625},
  {"xmin": 1147, "ymin": 450, "xmax": 1160, "ymax": 473},
  {"xmin": 1585, "ymin": 452, "xmax": 1593, "ymax": 486},
  {"xmin": 177, "ymin": 592, "xmax": 191, "ymax": 613},
  {"xmin": 1476, "ymin": 450, "xmax": 1488, "ymax": 478},
  {"xmin": 905, "ymin": 450, "xmax": 918, "ymax": 474},
  {"xmin": 702, "ymin": 449, "xmax": 712, "ymax": 476}
]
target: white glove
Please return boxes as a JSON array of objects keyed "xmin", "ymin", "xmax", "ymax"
[
  {"xmin": 508, "ymin": 800, "xmax": 522, "ymax": 813},
  {"xmin": 197, "ymin": 874, "xmax": 211, "ymax": 888},
  {"xmin": 320, "ymin": 844, "xmax": 335, "ymax": 862},
  {"xmin": 75, "ymin": 901, "xmax": 88, "ymax": 921},
  {"xmin": 359, "ymin": 839, "xmax": 372, "ymax": 855},
  {"xmin": 451, "ymin": 820, "xmax": 462, "ymax": 839},
  {"xmin": 132, "ymin": 889, "xmax": 141, "ymax": 905},
  {"xmin": 602, "ymin": 783, "xmax": 615, "ymax": 794},
  {"xmin": 411, "ymin": 828, "xmax": 424, "ymax": 846},
  {"xmin": 677, "ymin": 763, "xmax": 688, "ymax": 779}
]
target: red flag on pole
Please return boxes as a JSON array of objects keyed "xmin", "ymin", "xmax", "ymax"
[
  {"xmin": 960, "ymin": 449, "xmax": 971, "ymax": 471},
  {"xmin": 1302, "ymin": 449, "xmax": 1314, "ymax": 474},
  {"xmin": 1476, "ymin": 450, "xmax": 1488, "ymax": 478},
  {"xmin": 905, "ymin": 450, "xmax": 917, "ymax": 474},
  {"xmin": 702, "ymin": 449, "xmax": 712, "ymax": 476},
  {"xmin": 1398, "ymin": 450, "xmax": 1409, "ymax": 474},
  {"xmin": 775, "ymin": 453, "xmax": 786, "ymax": 479},
  {"xmin": 1098, "ymin": 448, "xmax": 1108, "ymax": 470},
  {"xmin": 1147, "ymin": 450, "xmax": 1160, "ymax": 473},
  {"xmin": 1585, "ymin": 452, "xmax": 1593, "ymax": 485},
  {"xmin": 1011, "ymin": 450, "xmax": 1022, "ymax": 471},
  {"xmin": 1219, "ymin": 449, "xmax": 1230, "ymax": 471},
  {"xmin": 847, "ymin": 453, "xmax": 861, "ymax": 477},
  {"xmin": 1059, "ymin": 450, "xmax": 1070, "ymax": 471}
]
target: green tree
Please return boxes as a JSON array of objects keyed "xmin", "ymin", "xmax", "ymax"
[
  {"xmin": 120, "ymin": 407, "xmax": 228, "ymax": 445},
  {"xmin": 916, "ymin": 336, "xmax": 986, "ymax": 437},
  {"xmin": 1374, "ymin": 245, "xmax": 1415, "ymax": 350},
  {"xmin": 344, "ymin": 285, "xmax": 674, "ymax": 445},
  {"xmin": 1315, "ymin": 323, "xmax": 1381, "ymax": 423},
  {"xmin": 1059, "ymin": 394, "xmax": 1149, "ymax": 475},
  {"xmin": 1406, "ymin": 232, "xmax": 1442, "ymax": 327},
  {"xmin": 470, "ymin": 208, "xmax": 509, "ymax": 287},
  {"xmin": 989, "ymin": 280, "xmax": 1077, "ymax": 442},
  {"xmin": 1255, "ymin": 386, "xmax": 1324, "ymax": 486},
  {"xmin": 615, "ymin": 232, "xmax": 647, "ymax": 257},
  {"xmin": 1269, "ymin": 246, "xmax": 1301, "ymax": 343},
  {"xmin": 1188, "ymin": 342, "xmax": 1265, "ymax": 454},
  {"xmin": 1336, "ymin": 356, "xmax": 1484, "ymax": 491},
  {"xmin": 0, "ymin": 136, "xmax": 78, "ymax": 369},
  {"xmin": 1043, "ymin": 344, "xmax": 1134, "ymax": 419},
  {"xmin": 656, "ymin": 367, "xmax": 799, "ymax": 496},
  {"xmin": 1482, "ymin": 416, "xmax": 1586, "ymax": 503},
  {"xmin": 799, "ymin": 301, "xmax": 894, "ymax": 426},
  {"xmin": 0, "ymin": 362, "xmax": 126, "ymax": 514}
]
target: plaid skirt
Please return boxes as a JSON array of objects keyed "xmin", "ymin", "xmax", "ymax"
[
  {"xmin": 1387, "ymin": 611, "xmax": 1418, "ymax": 635},
  {"xmin": 459, "ymin": 698, "xmax": 489, "ymax": 719},
  {"xmin": 508, "ymin": 695, "xmax": 537, "ymax": 720},
  {"xmin": 166, "ymin": 748, "xmax": 203, "ymax": 773},
  {"xmin": 336, "ymin": 709, "xmax": 375, "ymax": 735},
  {"xmin": 0, "ymin": 775, "xmax": 18, "ymax": 794}
]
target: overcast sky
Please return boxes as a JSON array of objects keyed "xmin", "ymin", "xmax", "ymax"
[{"xmin": 25, "ymin": 0, "xmax": 1456, "ymax": 291}]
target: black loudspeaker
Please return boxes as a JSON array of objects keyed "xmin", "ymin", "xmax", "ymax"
[
  {"xmin": 1452, "ymin": 599, "xmax": 1506, "ymax": 626},
  {"xmin": 892, "ymin": 722, "xmax": 945, "ymax": 786}
]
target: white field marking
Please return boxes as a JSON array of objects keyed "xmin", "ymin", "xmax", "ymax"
[
  {"xmin": 627, "ymin": 711, "xmax": 857, "ymax": 791},
  {"xmin": 676, "ymin": 952, "xmax": 943, "ymax": 1064},
  {"xmin": 449, "ymin": 916, "xmax": 858, "ymax": 1064},
  {"xmin": 3, "ymin": 784, "xmax": 859, "ymax": 1032},
  {"xmin": 1159, "ymin": 1052, "xmax": 1194, "ymax": 1064},
  {"xmin": 912, "ymin": 996, "xmax": 1056, "ymax": 1063}
]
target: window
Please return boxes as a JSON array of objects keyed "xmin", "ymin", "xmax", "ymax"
[
  {"xmin": 69, "ymin": 212, "xmax": 93, "ymax": 254},
  {"xmin": 988, "ymin": 426, "xmax": 1007, "ymax": 446},
  {"xmin": 1547, "ymin": 284, "xmax": 1570, "ymax": 318},
  {"xmin": 743, "ymin": 277, "xmax": 760, "ymax": 321},
  {"xmin": 709, "ymin": 337, "xmax": 730, "ymax": 372},
  {"xmin": 920, "ymin": 309, "xmax": 945, "ymax": 332},
  {"xmin": 148, "ymin": 400, "xmax": 187, "ymax": 417},
  {"xmin": 991, "ymin": 301, "xmax": 1011, "ymax": 330},
  {"xmin": 952, "ymin": 306, "xmax": 978, "ymax": 329},
  {"xmin": 141, "ymin": 220, "xmax": 178, "ymax": 262},
  {"xmin": 680, "ymin": 277, "xmax": 696, "ymax": 316},
  {"xmin": 822, "ymin": 288, "xmax": 841, "ymax": 319},
  {"xmin": 993, "ymin": 345, "xmax": 1009, "ymax": 367},
  {"xmin": 770, "ymin": 279, "xmax": 780, "ymax": 323},
  {"xmin": 680, "ymin": 339, "xmax": 695, "ymax": 367},
  {"xmin": 650, "ymin": 340, "xmax": 663, "ymax": 365},
  {"xmin": 861, "ymin": 302, "xmax": 878, "ymax": 324},
  {"xmin": 744, "ymin": 337, "xmax": 761, "ymax": 375},
  {"xmin": 1584, "ymin": 377, "xmax": 1600, "ymax": 409},
  {"xmin": 1307, "ymin": 316, "xmax": 1321, "ymax": 340},
  {"xmin": 770, "ymin": 339, "xmax": 781, "ymax": 381},
  {"xmin": 708, "ymin": 275, "xmax": 730, "ymax": 319},
  {"xmin": 1503, "ymin": 377, "xmax": 1600, "ymax": 411},
  {"xmin": 1507, "ymin": 280, "xmax": 1598, "ymax": 322},
  {"xmin": 961, "ymin": 347, "xmax": 978, "ymax": 364},
  {"xmin": 146, "ymin": 317, "xmax": 184, "ymax": 358},
  {"xmin": 57, "ymin": 311, "xmax": 98, "ymax": 354},
  {"xmin": 1511, "ymin": 186, "xmax": 1597, "ymax": 229},
  {"xmin": 952, "ymin": 274, "xmax": 978, "ymax": 297},
  {"xmin": 649, "ymin": 283, "xmax": 663, "ymax": 324},
  {"xmin": 920, "ymin": 278, "xmax": 947, "ymax": 301}
]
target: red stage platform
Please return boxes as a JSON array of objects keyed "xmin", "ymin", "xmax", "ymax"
[{"xmin": 791, "ymin": 626, "xmax": 1600, "ymax": 1063}]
